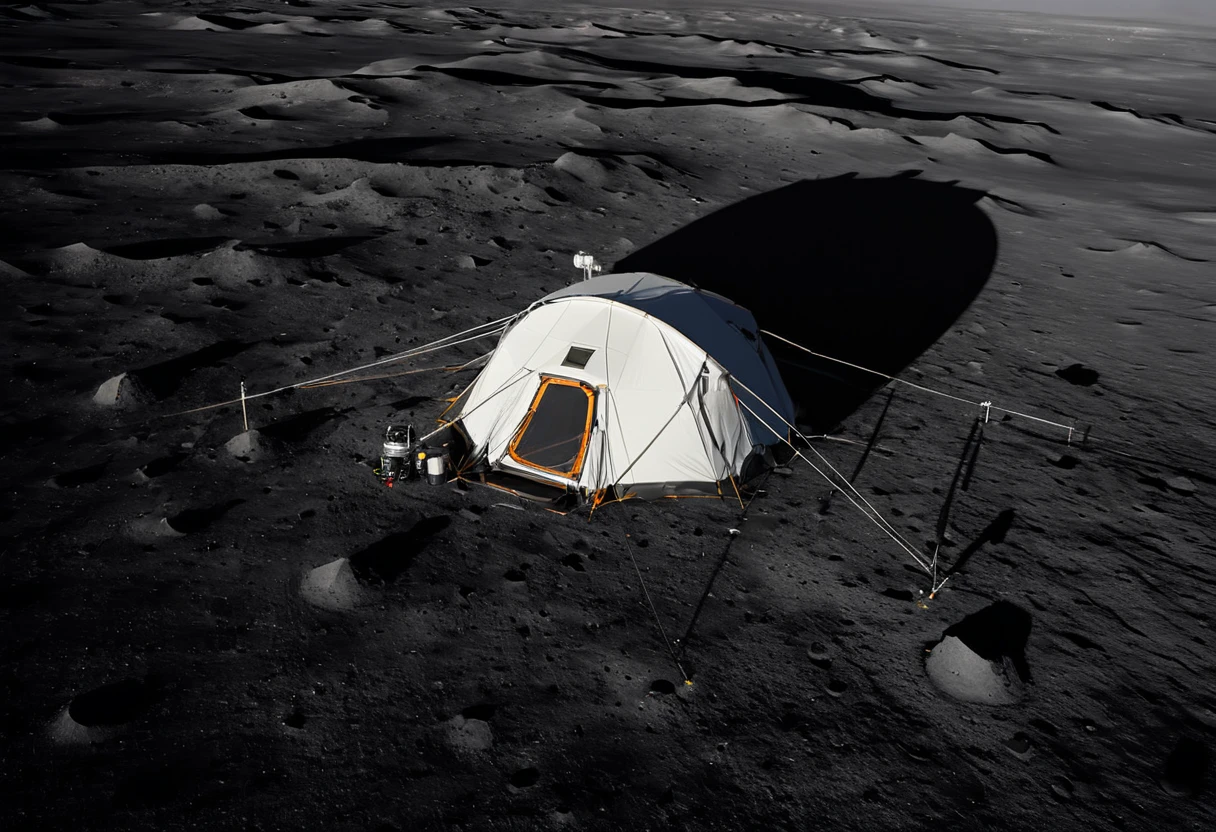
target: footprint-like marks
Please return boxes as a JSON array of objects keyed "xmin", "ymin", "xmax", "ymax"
[{"xmin": 349, "ymin": 515, "xmax": 451, "ymax": 583}]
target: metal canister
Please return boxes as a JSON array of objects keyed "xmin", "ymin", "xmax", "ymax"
[{"xmin": 425, "ymin": 453, "xmax": 447, "ymax": 485}]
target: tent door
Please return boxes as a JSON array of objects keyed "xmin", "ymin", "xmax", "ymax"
[{"xmin": 507, "ymin": 377, "xmax": 595, "ymax": 480}]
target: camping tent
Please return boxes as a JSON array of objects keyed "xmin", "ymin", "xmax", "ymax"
[{"xmin": 439, "ymin": 272, "xmax": 795, "ymax": 506}]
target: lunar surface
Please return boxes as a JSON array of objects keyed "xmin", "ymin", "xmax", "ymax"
[{"xmin": 1, "ymin": 1, "xmax": 1213, "ymax": 829}]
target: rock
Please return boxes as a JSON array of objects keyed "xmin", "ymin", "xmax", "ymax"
[
  {"xmin": 925, "ymin": 635, "xmax": 1025, "ymax": 704},
  {"xmin": 455, "ymin": 254, "xmax": 478, "ymax": 270},
  {"xmin": 446, "ymin": 715, "xmax": 493, "ymax": 751},
  {"xmin": 48, "ymin": 706, "xmax": 118, "ymax": 746},
  {"xmin": 129, "ymin": 515, "xmax": 187, "ymax": 541},
  {"xmin": 224, "ymin": 429, "xmax": 263, "ymax": 462},
  {"xmin": 93, "ymin": 373, "xmax": 148, "ymax": 407},
  {"xmin": 0, "ymin": 258, "xmax": 30, "ymax": 278},
  {"xmin": 1166, "ymin": 476, "xmax": 1196, "ymax": 495},
  {"xmin": 192, "ymin": 203, "xmax": 224, "ymax": 220},
  {"xmin": 48, "ymin": 677, "xmax": 155, "ymax": 746},
  {"xmin": 552, "ymin": 151, "xmax": 609, "ymax": 186},
  {"xmin": 301, "ymin": 558, "xmax": 364, "ymax": 611}
]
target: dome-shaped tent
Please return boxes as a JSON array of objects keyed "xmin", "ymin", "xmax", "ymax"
[{"xmin": 440, "ymin": 273, "xmax": 795, "ymax": 506}]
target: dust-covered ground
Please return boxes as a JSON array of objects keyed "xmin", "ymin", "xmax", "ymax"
[{"xmin": 1, "ymin": 1, "xmax": 1214, "ymax": 830}]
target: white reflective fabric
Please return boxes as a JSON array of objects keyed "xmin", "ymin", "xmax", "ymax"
[
  {"xmin": 542, "ymin": 273, "xmax": 795, "ymax": 445},
  {"xmin": 453, "ymin": 273, "xmax": 794, "ymax": 493}
]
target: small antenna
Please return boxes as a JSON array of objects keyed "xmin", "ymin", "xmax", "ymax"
[{"xmin": 573, "ymin": 251, "xmax": 602, "ymax": 281}]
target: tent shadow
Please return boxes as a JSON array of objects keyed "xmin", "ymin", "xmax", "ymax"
[{"xmin": 615, "ymin": 174, "xmax": 998, "ymax": 432}]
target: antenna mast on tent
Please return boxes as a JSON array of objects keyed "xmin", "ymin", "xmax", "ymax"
[{"xmin": 573, "ymin": 251, "xmax": 602, "ymax": 281}]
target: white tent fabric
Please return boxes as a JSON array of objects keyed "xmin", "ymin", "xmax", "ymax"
[{"xmin": 450, "ymin": 272, "xmax": 795, "ymax": 501}]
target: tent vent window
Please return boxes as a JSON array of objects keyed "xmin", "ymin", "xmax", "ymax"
[{"xmin": 561, "ymin": 346, "xmax": 595, "ymax": 370}]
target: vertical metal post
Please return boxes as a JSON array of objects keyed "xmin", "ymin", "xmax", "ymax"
[{"xmin": 240, "ymin": 381, "xmax": 249, "ymax": 432}]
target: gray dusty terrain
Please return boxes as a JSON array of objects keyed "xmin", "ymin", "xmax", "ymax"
[{"xmin": 1, "ymin": 1, "xmax": 1214, "ymax": 830}]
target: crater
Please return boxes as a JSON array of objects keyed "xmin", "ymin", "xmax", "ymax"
[
  {"xmin": 1055, "ymin": 363, "xmax": 1099, "ymax": 387},
  {"xmin": 461, "ymin": 703, "xmax": 497, "ymax": 721},
  {"xmin": 1003, "ymin": 732, "xmax": 1032, "ymax": 757},
  {"xmin": 69, "ymin": 677, "xmax": 159, "ymax": 727},
  {"xmin": 1162, "ymin": 736, "xmax": 1209, "ymax": 797},
  {"xmin": 52, "ymin": 458, "xmax": 109, "ymax": 488},
  {"xmin": 140, "ymin": 452, "xmax": 188, "ymax": 479},
  {"xmin": 166, "ymin": 499, "xmax": 244, "ymax": 534},
  {"xmin": 509, "ymin": 767, "xmax": 540, "ymax": 788}
]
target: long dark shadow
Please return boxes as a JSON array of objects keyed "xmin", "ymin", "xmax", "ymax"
[
  {"xmin": 615, "ymin": 174, "xmax": 999, "ymax": 431},
  {"xmin": 945, "ymin": 508, "xmax": 1016, "ymax": 578}
]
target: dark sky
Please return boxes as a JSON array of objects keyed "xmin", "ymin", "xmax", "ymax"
[{"xmin": 882, "ymin": 0, "xmax": 1216, "ymax": 23}]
